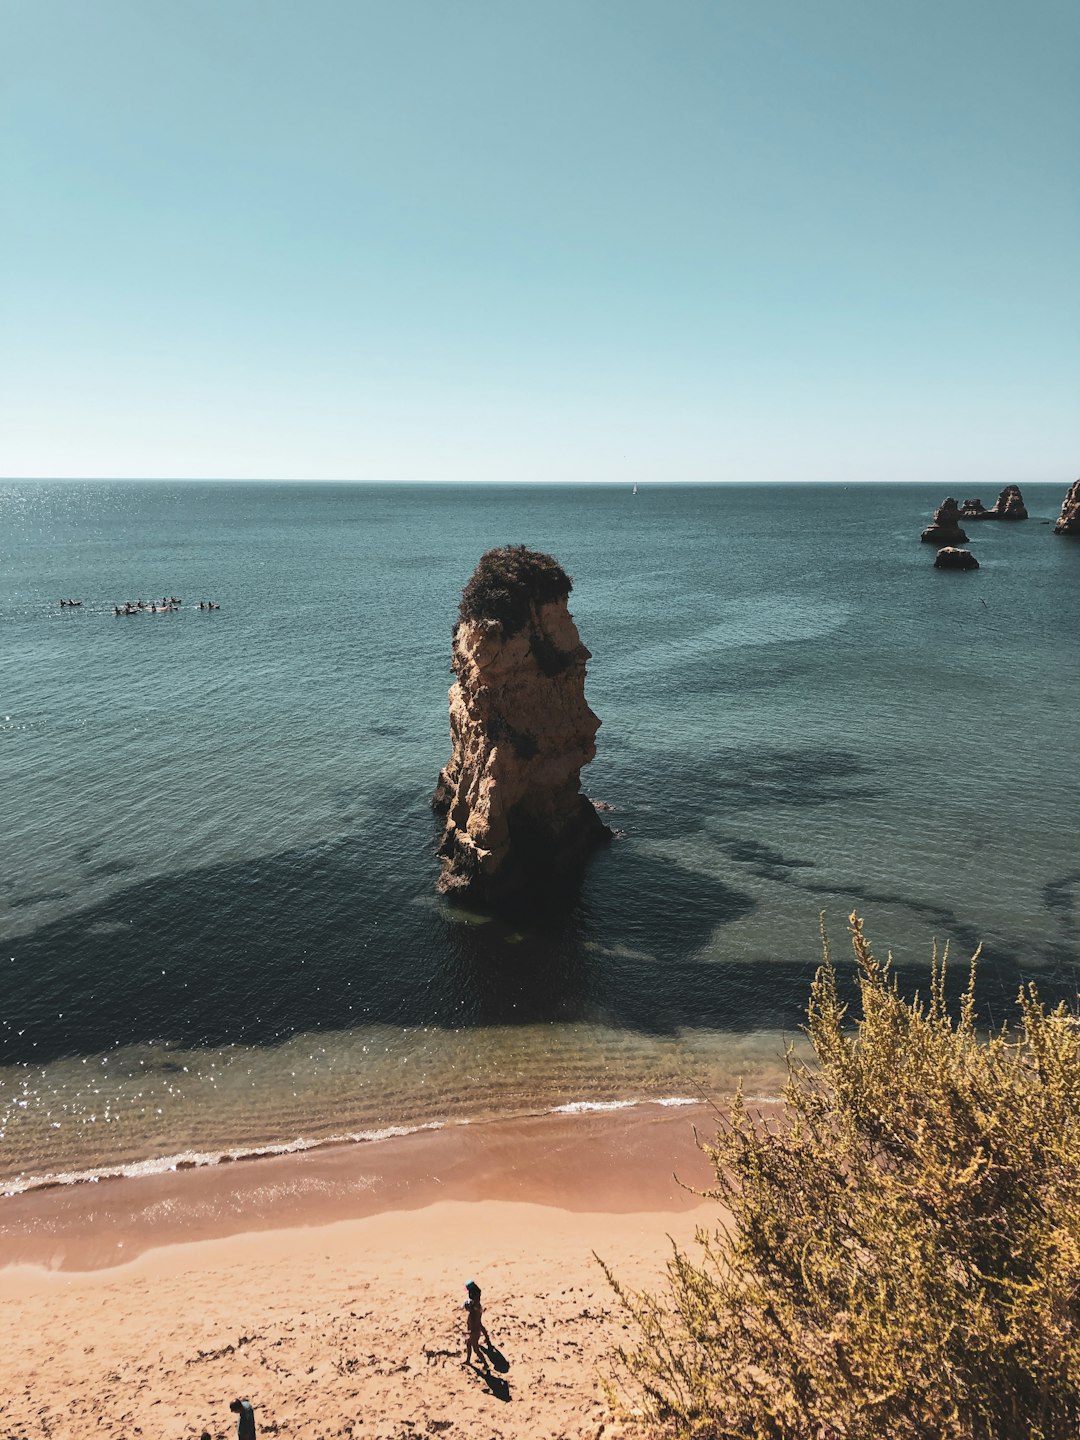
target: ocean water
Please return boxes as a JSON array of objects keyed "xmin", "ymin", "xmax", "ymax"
[{"xmin": 2, "ymin": 480, "xmax": 1078, "ymax": 1194}]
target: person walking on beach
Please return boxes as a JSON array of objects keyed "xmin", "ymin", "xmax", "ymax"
[
  {"xmin": 463, "ymin": 1280, "xmax": 491, "ymax": 1366},
  {"xmin": 229, "ymin": 1396, "xmax": 257, "ymax": 1439}
]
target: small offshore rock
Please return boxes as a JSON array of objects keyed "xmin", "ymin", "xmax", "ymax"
[
  {"xmin": 920, "ymin": 497, "xmax": 969, "ymax": 546},
  {"xmin": 934, "ymin": 547, "xmax": 980, "ymax": 570},
  {"xmin": 960, "ymin": 497, "xmax": 992, "ymax": 520},
  {"xmin": 1054, "ymin": 479, "xmax": 1080, "ymax": 535}
]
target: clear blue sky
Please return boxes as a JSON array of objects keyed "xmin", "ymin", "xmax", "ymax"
[{"xmin": 3, "ymin": 0, "xmax": 1077, "ymax": 482}]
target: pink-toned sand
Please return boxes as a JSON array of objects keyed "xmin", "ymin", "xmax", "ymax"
[{"xmin": 0, "ymin": 1105, "xmax": 733, "ymax": 1440}]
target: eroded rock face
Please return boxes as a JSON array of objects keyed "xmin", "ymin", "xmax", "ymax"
[
  {"xmin": 432, "ymin": 546, "xmax": 609, "ymax": 904},
  {"xmin": 989, "ymin": 485, "xmax": 1028, "ymax": 520},
  {"xmin": 934, "ymin": 547, "xmax": 980, "ymax": 570},
  {"xmin": 1054, "ymin": 480, "xmax": 1080, "ymax": 536},
  {"xmin": 921, "ymin": 498, "xmax": 969, "ymax": 546}
]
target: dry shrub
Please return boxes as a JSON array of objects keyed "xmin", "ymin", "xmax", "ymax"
[{"xmin": 602, "ymin": 914, "xmax": 1080, "ymax": 1439}]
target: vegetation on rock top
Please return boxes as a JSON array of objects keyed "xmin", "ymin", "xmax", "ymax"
[{"xmin": 458, "ymin": 545, "xmax": 572, "ymax": 636}]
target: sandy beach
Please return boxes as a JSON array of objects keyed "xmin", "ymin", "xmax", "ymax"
[{"xmin": 0, "ymin": 1104, "xmax": 730, "ymax": 1440}]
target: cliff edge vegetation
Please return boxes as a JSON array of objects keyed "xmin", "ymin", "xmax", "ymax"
[{"xmin": 603, "ymin": 914, "xmax": 1080, "ymax": 1440}]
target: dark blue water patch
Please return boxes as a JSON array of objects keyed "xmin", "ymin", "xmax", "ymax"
[
  {"xmin": 705, "ymin": 748, "xmax": 887, "ymax": 811},
  {"xmin": 441, "ymin": 843, "xmax": 762, "ymax": 1034},
  {"xmin": 88, "ymin": 859, "xmax": 138, "ymax": 879},
  {"xmin": 711, "ymin": 834, "xmax": 817, "ymax": 883},
  {"xmin": 804, "ymin": 886, "xmax": 1080, "ymax": 1025},
  {"xmin": 3, "ymin": 815, "xmax": 1071, "ymax": 1068},
  {"xmin": 6, "ymin": 889, "xmax": 69, "ymax": 909},
  {"xmin": 1043, "ymin": 872, "xmax": 1080, "ymax": 942},
  {"xmin": 1, "ymin": 805, "xmax": 766, "ymax": 1064},
  {"xmin": 794, "ymin": 878, "xmax": 988, "ymax": 966},
  {"xmin": 609, "ymin": 747, "xmax": 886, "ymax": 844}
]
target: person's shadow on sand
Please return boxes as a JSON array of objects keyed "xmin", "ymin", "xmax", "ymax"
[
  {"xmin": 482, "ymin": 1341, "xmax": 510, "ymax": 1374},
  {"xmin": 465, "ymin": 1361, "xmax": 511, "ymax": 1401}
]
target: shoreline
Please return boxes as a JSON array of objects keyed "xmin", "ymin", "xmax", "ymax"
[
  {"xmin": 0, "ymin": 1029, "xmax": 798, "ymax": 1201},
  {"xmin": 0, "ymin": 1100, "xmax": 734, "ymax": 1274},
  {"xmin": 0, "ymin": 1092, "xmax": 737, "ymax": 1200}
]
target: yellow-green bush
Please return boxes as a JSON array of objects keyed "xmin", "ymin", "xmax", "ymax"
[{"xmin": 603, "ymin": 914, "xmax": 1080, "ymax": 1439}]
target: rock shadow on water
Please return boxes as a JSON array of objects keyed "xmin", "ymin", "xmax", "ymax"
[
  {"xmin": 631, "ymin": 749, "xmax": 886, "ymax": 845},
  {"xmin": 2, "ymin": 808, "xmax": 768, "ymax": 1065},
  {"xmin": 793, "ymin": 872, "xmax": 1079, "ymax": 1006},
  {"xmin": 710, "ymin": 746, "xmax": 886, "ymax": 811},
  {"xmin": 709, "ymin": 833, "xmax": 816, "ymax": 884},
  {"xmin": 439, "ymin": 840, "xmax": 763, "ymax": 1034},
  {"xmin": 1043, "ymin": 871, "xmax": 1080, "ymax": 943},
  {"xmin": 1, "ymin": 812, "xmax": 448, "ymax": 1066},
  {"xmin": 6, "ymin": 888, "xmax": 70, "ymax": 909}
]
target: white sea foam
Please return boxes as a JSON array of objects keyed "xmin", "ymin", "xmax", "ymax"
[
  {"xmin": 551, "ymin": 1099, "xmax": 638, "ymax": 1114},
  {"xmin": 1, "ymin": 1119, "xmax": 453, "ymax": 1197},
  {"xmin": 0, "ymin": 1096, "xmax": 727, "ymax": 1196},
  {"xmin": 550, "ymin": 1095, "xmax": 701, "ymax": 1115}
]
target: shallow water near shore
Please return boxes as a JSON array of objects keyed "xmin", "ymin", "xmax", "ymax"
[{"xmin": 3, "ymin": 480, "xmax": 1079, "ymax": 1195}]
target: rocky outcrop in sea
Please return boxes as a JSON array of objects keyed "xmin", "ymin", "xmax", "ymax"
[
  {"xmin": 989, "ymin": 485, "xmax": 1028, "ymax": 520},
  {"xmin": 960, "ymin": 486, "xmax": 1027, "ymax": 521},
  {"xmin": 921, "ymin": 498, "xmax": 969, "ymax": 546},
  {"xmin": 960, "ymin": 497, "xmax": 992, "ymax": 520},
  {"xmin": 432, "ymin": 545, "xmax": 610, "ymax": 904},
  {"xmin": 934, "ymin": 547, "xmax": 980, "ymax": 570},
  {"xmin": 1054, "ymin": 480, "xmax": 1080, "ymax": 536}
]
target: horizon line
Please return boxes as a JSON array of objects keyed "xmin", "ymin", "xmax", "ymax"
[{"xmin": 3, "ymin": 476, "xmax": 1069, "ymax": 488}]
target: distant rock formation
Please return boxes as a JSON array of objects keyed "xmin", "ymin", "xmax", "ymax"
[
  {"xmin": 432, "ymin": 545, "xmax": 610, "ymax": 904},
  {"xmin": 934, "ymin": 547, "xmax": 980, "ymax": 571},
  {"xmin": 1054, "ymin": 480, "xmax": 1080, "ymax": 536},
  {"xmin": 921, "ymin": 498, "xmax": 969, "ymax": 546},
  {"xmin": 959, "ymin": 487, "xmax": 1027, "ymax": 521},
  {"xmin": 960, "ymin": 497, "xmax": 992, "ymax": 520},
  {"xmin": 989, "ymin": 485, "xmax": 1028, "ymax": 520}
]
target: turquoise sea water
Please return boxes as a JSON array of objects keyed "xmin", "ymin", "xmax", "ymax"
[{"xmin": 2, "ymin": 481, "xmax": 1078, "ymax": 1193}]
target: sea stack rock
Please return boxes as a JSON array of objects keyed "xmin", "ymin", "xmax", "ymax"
[
  {"xmin": 432, "ymin": 545, "xmax": 610, "ymax": 904},
  {"xmin": 921, "ymin": 497, "xmax": 969, "ymax": 545},
  {"xmin": 1054, "ymin": 480, "xmax": 1080, "ymax": 535},
  {"xmin": 960, "ymin": 497, "xmax": 992, "ymax": 520},
  {"xmin": 989, "ymin": 484, "xmax": 1028, "ymax": 520},
  {"xmin": 934, "ymin": 547, "xmax": 980, "ymax": 570}
]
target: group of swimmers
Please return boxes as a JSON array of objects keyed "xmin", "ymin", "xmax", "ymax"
[
  {"xmin": 110, "ymin": 596, "xmax": 221, "ymax": 615},
  {"xmin": 113, "ymin": 595, "xmax": 182, "ymax": 615},
  {"xmin": 59, "ymin": 595, "xmax": 223, "ymax": 614}
]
